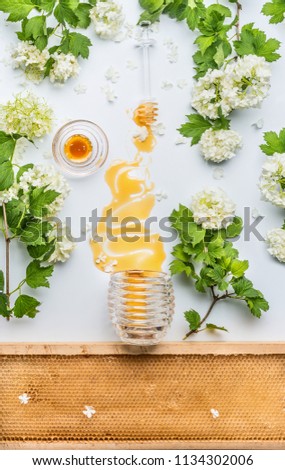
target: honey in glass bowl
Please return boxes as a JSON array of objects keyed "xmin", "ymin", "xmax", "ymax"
[{"xmin": 64, "ymin": 134, "xmax": 93, "ymax": 163}]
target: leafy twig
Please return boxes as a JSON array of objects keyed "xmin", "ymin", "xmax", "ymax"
[{"xmin": 2, "ymin": 203, "xmax": 10, "ymax": 310}]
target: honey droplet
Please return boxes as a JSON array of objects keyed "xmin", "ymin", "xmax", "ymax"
[{"xmin": 64, "ymin": 134, "xmax": 93, "ymax": 162}]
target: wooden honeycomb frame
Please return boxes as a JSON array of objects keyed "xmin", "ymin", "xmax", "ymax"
[{"xmin": 1, "ymin": 342, "xmax": 285, "ymax": 449}]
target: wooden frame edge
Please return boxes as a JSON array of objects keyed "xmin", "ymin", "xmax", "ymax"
[
  {"xmin": 0, "ymin": 342, "xmax": 285, "ymax": 356},
  {"xmin": 1, "ymin": 440, "xmax": 284, "ymax": 450}
]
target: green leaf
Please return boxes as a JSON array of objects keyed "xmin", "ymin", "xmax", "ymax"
[
  {"xmin": 195, "ymin": 35, "xmax": 215, "ymax": 55},
  {"xmin": 0, "ymin": 293, "xmax": 9, "ymax": 318},
  {"xmin": 231, "ymin": 277, "xmax": 262, "ymax": 299},
  {"xmin": 0, "ymin": 0, "xmax": 35, "ymax": 22},
  {"xmin": 38, "ymin": 0, "xmax": 56, "ymax": 13},
  {"xmin": 184, "ymin": 309, "xmax": 201, "ymax": 331},
  {"xmin": 206, "ymin": 323, "xmax": 228, "ymax": 332},
  {"xmin": 246, "ymin": 297, "xmax": 270, "ymax": 318},
  {"xmin": 0, "ymin": 132, "xmax": 17, "ymax": 162},
  {"xmin": 75, "ymin": 3, "xmax": 92, "ymax": 28},
  {"xmin": 20, "ymin": 220, "xmax": 50, "ymax": 246},
  {"xmin": 14, "ymin": 295, "xmax": 41, "ymax": 318},
  {"xmin": 213, "ymin": 42, "xmax": 225, "ymax": 68},
  {"xmin": 5, "ymin": 199, "xmax": 25, "ymax": 229},
  {"xmin": 223, "ymin": 216, "xmax": 243, "ymax": 238},
  {"xmin": 262, "ymin": 1, "xmax": 285, "ymax": 24},
  {"xmin": 25, "ymin": 15, "xmax": 47, "ymax": 40},
  {"xmin": 16, "ymin": 163, "xmax": 34, "ymax": 183},
  {"xmin": 234, "ymin": 23, "xmax": 281, "ymax": 62},
  {"xmin": 27, "ymin": 241, "xmax": 55, "ymax": 261},
  {"xmin": 26, "ymin": 260, "xmax": 54, "ymax": 289},
  {"xmin": 54, "ymin": 0, "xmax": 79, "ymax": 26},
  {"xmin": 67, "ymin": 32, "xmax": 92, "ymax": 58},
  {"xmin": 193, "ymin": 41, "xmax": 231, "ymax": 78},
  {"xmin": 0, "ymin": 161, "xmax": 14, "ymax": 191},
  {"xmin": 29, "ymin": 186, "xmax": 60, "ymax": 218},
  {"xmin": 260, "ymin": 129, "xmax": 285, "ymax": 155},
  {"xmin": 231, "ymin": 259, "xmax": 249, "ymax": 278},
  {"xmin": 207, "ymin": 265, "xmax": 226, "ymax": 286},
  {"xmin": 0, "ymin": 271, "xmax": 4, "ymax": 292},
  {"xmin": 170, "ymin": 259, "xmax": 192, "ymax": 277},
  {"xmin": 139, "ymin": 0, "xmax": 164, "ymax": 13},
  {"xmin": 179, "ymin": 114, "xmax": 212, "ymax": 145}
]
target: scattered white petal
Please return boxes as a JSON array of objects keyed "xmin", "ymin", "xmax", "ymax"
[
  {"xmin": 167, "ymin": 46, "xmax": 178, "ymax": 64},
  {"xmin": 252, "ymin": 208, "xmax": 263, "ymax": 219},
  {"xmin": 83, "ymin": 406, "xmax": 96, "ymax": 419},
  {"xmin": 175, "ymin": 135, "xmax": 188, "ymax": 145},
  {"xmin": 105, "ymin": 66, "xmax": 120, "ymax": 83},
  {"xmin": 155, "ymin": 189, "xmax": 168, "ymax": 202},
  {"xmin": 177, "ymin": 79, "xmax": 188, "ymax": 89},
  {"xmin": 252, "ymin": 118, "xmax": 264, "ymax": 129},
  {"xmin": 151, "ymin": 122, "xmax": 166, "ymax": 136},
  {"xmin": 212, "ymin": 167, "xmax": 225, "ymax": 180},
  {"xmin": 74, "ymin": 84, "xmax": 87, "ymax": 95},
  {"xmin": 161, "ymin": 80, "xmax": 173, "ymax": 90},
  {"xmin": 96, "ymin": 253, "xmax": 107, "ymax": 264},
  {"xmin": 126, "ymin": 60, "xmax": 138, "ymax": 70},
  {"xmin": 43, "ymin": 151, "xmax": 53, "ymax": 160},
  {"xmin": 163, "ymin": 37, "xmax": 174, "ymax": 47},
  {"xmin": 210, "ymin": 408, "xmax": 219, "ymax": 419},
  {"xmin": 104, "ymin": 260, "xmax": 118, "ymax": 273},
  {"xmin": 19, "ymin": 393, "xmax": 31, "ymax": 405},
  {"xmin": 101, "ymin": 84, "xmax": 118, "ymax": 102},
  {"xmin": 133, "ymin": 125, "xmax": 148, "ymax": 142}
]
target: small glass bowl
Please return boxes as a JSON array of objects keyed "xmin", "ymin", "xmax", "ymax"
[{"xmin": 52, "ymin": 120, "xmax": 109, "ymax": 177}]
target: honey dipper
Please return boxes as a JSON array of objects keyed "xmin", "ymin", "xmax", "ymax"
[{"xmin": 136, "ymin": 21, "xmax": 158, "ymax": 126}]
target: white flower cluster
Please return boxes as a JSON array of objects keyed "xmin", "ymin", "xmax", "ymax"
[
  {"xmin": 200, "ymin": 129, "xmax": 242, "ymax": 163},
  {"xmin": 0, "ymin": 92, "xmax": 53, "ymax": 140},
  {"xmin": 12, "ymin": 41, "xmax": 50, "ymax": 84},
  {"xmin": 50, "ymin": 52, "xmax": 80, "ymax": 83},
  {"xmin": 90, "ymin": 0, "xmax": 124, "ymax": 39},
  {"xmin": 192, "ymin": 55, "xmax": 271, "ymax": 120},
  {"xmin": 266, "ymin": 228, "xmax": 285, "ymax": 263},
  {"xmin": 11, "ymin": 42, "xmax": 79, "ymax": 84},
  {"xmin": 0, "ymin": 185, "xmax": 19, "ymax": 205},
  {"xmin": 48, "ymin": 223, "xmax": 76, "ymax": 264},
  {"xmin": 18, "ymin": 164, "xmax": 70, "ymax": 217},
  {"xmin": 259, "ymin": 153, "xmax": 285, "ymax": 208},
  {"xmin": 191, "ymin": 188, "xmax": 236, "ymax": 230}
]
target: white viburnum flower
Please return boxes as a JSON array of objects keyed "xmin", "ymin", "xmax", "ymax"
[
  {"xmin": 11, "ymin": 41, "xmax": 50, "ymax": 84},
  {"xmin": 259, "ymin": 153, "xmax": 285, "ymax": 208},
  {"xmin": 0, "ymin": 185, "xmax": 19, "ymax": 205},
  {"xmin": 224, "ymin": 55, "xmax": 271, "ymax": 111},
  {"xmin": 200, "ymin": 129, "xmax": 242, "ymax": 163},
  {"xmin": 48, "ymin": 223, "xmax": 76, "ymax": 264},
  {"xmin": 192, "ymin": 69, "xmax": 232, "ymax": 120},
  {"xmin": 0, "ymin": 92, "xmax": 53, "ymax": 140},
  {"xmin": 192, "ymin": 55, "xmax": 271, "ymax": 120},
  {"xmin": 18, "ymin": 164, "xmax": 70, "ymax": 216},
  {"xmin": 266, "ymin": 228, "xmax": 285, "ymax": 263},
  {"xmin": 90, "ymin": 1, "xmax": 125, "ymax": 40},
  {"xmin": 49, "ymin": 52, "xmax": 80, "ymax": 84},
  {"xmin": 191, "ymin": 188, "xmax": 236, "ymax": 230}
]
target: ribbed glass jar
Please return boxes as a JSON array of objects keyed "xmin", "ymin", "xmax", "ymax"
[{"xmin": 109, "ymin": 270, "xmax": 175, "ymax": 346}]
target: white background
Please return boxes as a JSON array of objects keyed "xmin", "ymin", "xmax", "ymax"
[{"xmin": 0, "ymin": 1, "xmax": 284, "ymax": 343}]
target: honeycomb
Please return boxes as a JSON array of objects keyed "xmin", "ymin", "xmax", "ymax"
[{"xmin": 0, "ymin": 354, "xmax": 285, "ymax": 444}]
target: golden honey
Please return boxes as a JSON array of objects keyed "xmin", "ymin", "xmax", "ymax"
[
  {"xmin": 91, "ymin": 105, "xmax": 166, "ymax": 273},
  {"xmin": 64, "ymin": 134, "xmax": 92, "ymax": 162}
]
